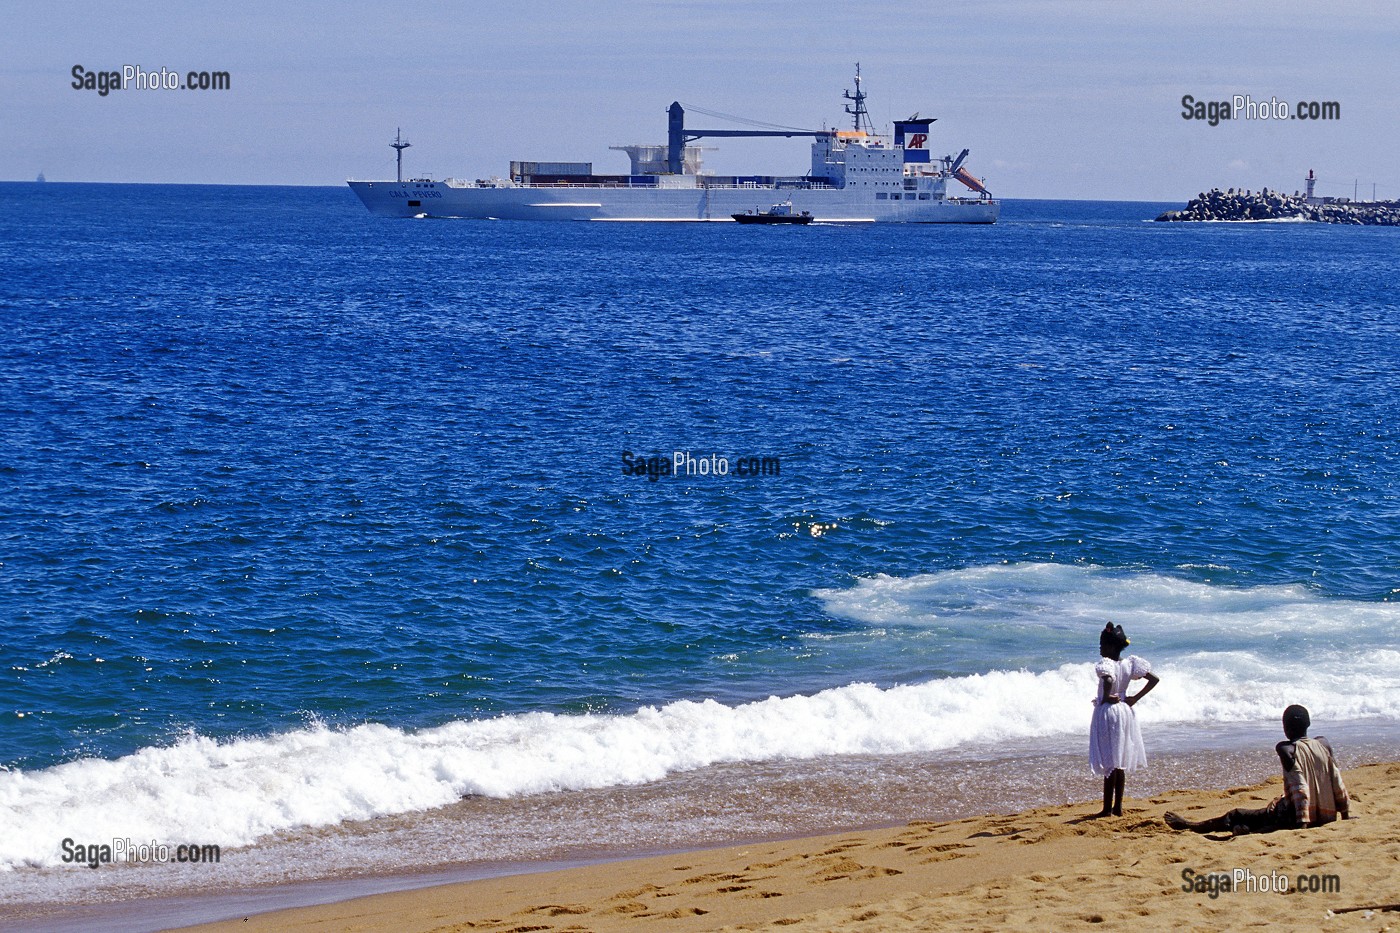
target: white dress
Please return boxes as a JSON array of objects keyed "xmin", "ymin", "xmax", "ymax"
[{"xmin": 1089, "ymin": 655, "xmax": 1151, "ymax": 776}]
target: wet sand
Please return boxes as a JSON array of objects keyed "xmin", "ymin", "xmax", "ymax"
[{"xmin": 169, "ymin": 761, "xmax": 1397, "ymax": 933}]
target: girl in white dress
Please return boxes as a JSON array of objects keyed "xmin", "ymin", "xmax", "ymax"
[{"xmin": 1089, "ymin": 623, "xmax": 1159, "ymax": 817}]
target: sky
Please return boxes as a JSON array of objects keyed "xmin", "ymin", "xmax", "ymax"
[{"xmin": 2, "ymin": 0, "xmax": 1396, "ymax": 201}]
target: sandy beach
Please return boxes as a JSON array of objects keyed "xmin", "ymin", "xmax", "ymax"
[{"xmin": 168, "ymin": 761, "xmax": 1398, "ymax": 933}]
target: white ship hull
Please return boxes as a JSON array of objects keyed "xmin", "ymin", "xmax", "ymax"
[{"xmin": 348, "ymin": 180, "xmax": 999, "ymax": 224}]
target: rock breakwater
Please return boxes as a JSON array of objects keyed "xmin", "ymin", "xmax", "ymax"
[{"xmin": 1156, "ymin": 188, "xmax": 1400, "ymax": 225}]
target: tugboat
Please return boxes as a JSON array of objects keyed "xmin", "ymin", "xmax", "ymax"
[{"xmin": 731, "ymin": 201, "xmax": 815, "ymax": 224}]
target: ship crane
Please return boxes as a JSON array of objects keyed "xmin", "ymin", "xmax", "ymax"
[
  {"xmin": 666, "ymin": 103, "xmax": 831, "ymax": 174},
  {"xmin": 666, "ymin": 66, "xmax": 906, "ymax": 174}
]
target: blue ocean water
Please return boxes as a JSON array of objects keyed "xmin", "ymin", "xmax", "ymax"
[{"xmin": 2, "ymin": 184, "xmax": 1399, "ymax": 893}]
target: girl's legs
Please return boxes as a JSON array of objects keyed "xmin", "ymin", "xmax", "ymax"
[
  {"xmin": 1094, "ymin": 775, "xmax": 1114, "ymax": 818},
  {"xmin": 1111, "ymin": 768, "xmax": 1125, "ymax": 816}
]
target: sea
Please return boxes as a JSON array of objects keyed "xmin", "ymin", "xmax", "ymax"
[{"xmin": 2, "ymin": 183, "xmax": 1399, "ymax": 929}]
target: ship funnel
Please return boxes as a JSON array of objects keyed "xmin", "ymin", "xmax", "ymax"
[{"xmin": 894, "ymin": 119, "xmax": 934, "ymax": 163}]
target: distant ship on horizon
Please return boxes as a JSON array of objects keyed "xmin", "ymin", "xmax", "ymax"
[
  {"xmin": 349, "ymin": 67, "xmax": 998, "ymax": 224},
  {"xmin": 35, "ymin": 171, "xmax": 46, "ymax": 183}
]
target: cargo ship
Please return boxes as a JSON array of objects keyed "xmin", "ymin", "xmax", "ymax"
[{"xmin": 349, "ymin": 68, "xmax": 998, "ymax": 223}]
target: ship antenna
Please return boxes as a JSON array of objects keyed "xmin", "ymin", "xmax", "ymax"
[
  {"xmin": 391, "ymin": 127, "xmax": 412, "ymax": 183},
  {"xmin": 842, "ymin": 63, "xmax": 872, "ymax": 134}
]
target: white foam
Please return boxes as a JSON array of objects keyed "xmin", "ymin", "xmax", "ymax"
[
  {"xmin": 4, "ymin": 563, "xmax": 1397, "ymax": 873},
  {"xmin": 813, "ymin": 561, "xmax": 1390, "ymax": 650}
]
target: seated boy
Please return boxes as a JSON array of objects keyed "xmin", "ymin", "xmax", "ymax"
[{"xmin": 1164, "ymin": 705, "xmax": 1349, "ymax": 834}]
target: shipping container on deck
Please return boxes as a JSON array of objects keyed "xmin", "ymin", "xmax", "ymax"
[{"xmin": 509, "ymin": 161, "xmax": 593, "ymax": 180}]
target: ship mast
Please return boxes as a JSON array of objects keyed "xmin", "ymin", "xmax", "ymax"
[
  {"xmin": 843, "ymin": 64, "xmax": 872, "ymax": 134},
  {"xmin": 391, "ymin": 128, "xmax": 412, "ymax": 183}
]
